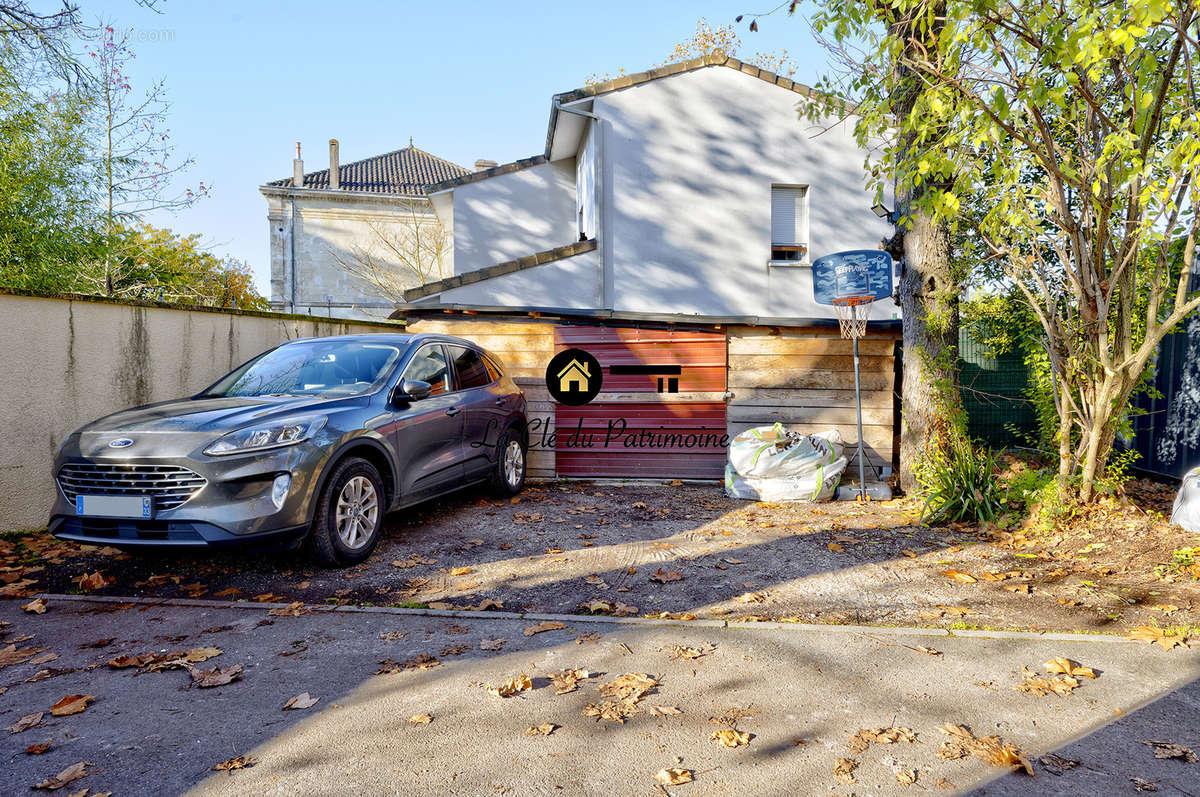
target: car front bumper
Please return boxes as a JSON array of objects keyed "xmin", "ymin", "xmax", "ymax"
[{"xmin": 48, "ymin": 439, "xmax": 329, "ymax": 549}]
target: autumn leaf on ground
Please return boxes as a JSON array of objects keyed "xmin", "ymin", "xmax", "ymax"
[
  {"xmin": 584, "ymin": 575, "xmax": 609, "ymax": 590},
  {"xmin": 187, "ymin": 664, "xmax": 243, "ymax": 688},
  {"xmin": 449, "ymin": 566, "xmax": 472, "ymax": 576},
  {"xmin": 833, "ymin": 757, "xmax": 858, "ymax": 784},
  {"xmin": 50, "ymin": 695, "xmax": 93, "ymax": 717},
  {"xmin": 213, "ymin": 755, "xmax": 256, "ymax": 774},
  {"xmin": 1141, "ymin": 740, "xmax": 1198, "ymax": 762},
  {"xmin": 475, "ymin": 599, "xmax": 504, "ymax": 611},
  {"xmin": 647, "ymin": 705, "xmax": 682, "ymax": 716},
  {"xmin": 939, "ymin": 724, "xmax": 1033, "ymax": 774},
  {"xmin": 942, "ymin": 570, "xmax": 977, "ymax": 583},
  {"xmin": 551, "ymin": 668, "xmax": 593, "ymax": 694},
  {"xmin": 578, "ymin": 600, "xmax": 639, "ymax": 616},
  {"xmin": 408, "ymin": 713, "xmax": 433, "ymax": 724},
  {"xmin": 600, "ymin": 673, "xmax": 658, "ymax": 701},
  {"xmin": 74, "ymin": 571, "xmax": 111, "ymax": 591},
  {"xmin": 524, "ymin": 621, "xmax": 567, "ymax": 636},
  {"xmin": 25, "ymin": 739, "xmax": 51, "ymax": 754},
  {"xmin": 710, "ymin": 729, "xmax": 751, "ymax": 747},
  {"xmin": 33, "ymin": 760, "xmax": 90, "ymax": 790},
  {"xmin": 896, "ymin": 769, "xmax": 918, "ymax": 785},
  {"xmin": 282, "ymin": 692, "xmax": 318, "ymax": 710},
  {"xmin": 213, "ymin": 587, "xmax": 241, "ymax": 598},
  {"xmin": 669, "ymin": 643, "xmax": 715, "ymax": 660},
  {"xmin": 849, "ymin": 727, "xmax": 918, "ymax": 752},
  {"xmin": 479, "ymin": 638, "xmax": 507, "ymax": 651},
  {"xmin": 7, "ymin": 711, "xmax": 43, "ymax": 733},
  {"xmin": 1129, "ymin": 626, "xmax": 1185, "ymax": 651},
  {"xmin": 22, "ymin": 598, "xmax": 47, "ymax": 614},
  {"xmin": 827, "ymin": 542, "xmax": 844, "ymax": 552},
  {"xmin": 143, "ymin": 646, "xmax": 224, "ymax": 673},
  {"xmin": 251, "ymin": 593, "xmax": 279, "ymax": 602},
  {"xmin": 0, "ymin": 644, "xmax": 49, "ymax": 669},
  {"xmin": 1045, "ymin": 658, "xmax": 1097, "ymax": 679},
  {"xmin": 650, "ymin": 568, "xmax": 683, "ymax": 584},
  {"xmin": 107, "ymin": 653, "xmax": 153, "ymax": 669},
  {"xmin": 487, "ymin": 673, "xmax": 532, "ymax": 698},
  {"xmin": 1015, "ymin": 673, "xmax": 1079, "ymax": 697},
  {"xmin": 654, "ymin": 768, "xmax": 693, "ymax": 786},
  {"xmin": 525, "ymin": 723, "xmax": 557, "ymax": 736},
  {"xmin": 376, "ymin": 654, "xmax": 440, "ymax": 673},
  {"xmin": 267, "ymin": 601, "xmax": 311, "ymax": 617}
]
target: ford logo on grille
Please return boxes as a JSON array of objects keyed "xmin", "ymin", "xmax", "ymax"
[{"xmin": 108, "ymin": 438, "xmax": 134, "ymax": 449}]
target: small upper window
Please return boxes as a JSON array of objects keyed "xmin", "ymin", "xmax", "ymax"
[
  {"xmin": 771, "ymin": 185, "xmax": 808, "ymax": 262},
  {"xmin": 449, "ymin": 345, "xmax": 491, "ymax": 390}
]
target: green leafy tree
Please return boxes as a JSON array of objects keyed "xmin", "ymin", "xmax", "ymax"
[{"xmin": 790, "ymin": 0, "xmax": 1200, "ymax": 502}]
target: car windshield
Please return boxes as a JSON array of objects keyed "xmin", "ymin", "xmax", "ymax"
[{"xmin": 202, "ymin": 340, "xmax": 404, "ymax": 398}]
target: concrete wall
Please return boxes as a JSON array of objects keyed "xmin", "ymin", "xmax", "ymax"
[
  {"xmin": 0, "ymin": 292, "xmax": 403, "ymax": 531},
  {"xmin": 263, "ymin": 188, "xmax": 446, "ymax": 321},
  {"xmin": 448, "ymin": 160, "xmax": 577, "ymax": 276},
  {"xmin": 596, "ymin": 66, "xmax": 896, "ymax": 319}
]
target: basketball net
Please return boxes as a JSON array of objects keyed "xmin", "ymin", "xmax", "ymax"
[{"xmin": 831, "ymin": 296, "xmax": 873, "ymax": 340}]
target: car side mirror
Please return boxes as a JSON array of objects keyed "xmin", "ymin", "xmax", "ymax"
[{"xmin": 393, "ymin": 379, "xmax": 432, "ymax": 403}]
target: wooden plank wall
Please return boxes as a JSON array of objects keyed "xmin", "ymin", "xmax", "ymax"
[
  {"xmin": 726, "ymin": 326, "xmax": 898, "ymax": 472},
  {"xmin": 402, "ymin": 316, "xmax": 559, "ymax": 478}
]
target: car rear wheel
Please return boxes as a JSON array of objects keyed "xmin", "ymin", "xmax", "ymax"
[
  {"xmin": 490, "ymin": 427, "xmax": 526, "ymax": 497},
  {"xmin": 310, "ymin": 457, "xmax": 385, "ymax": 566}
]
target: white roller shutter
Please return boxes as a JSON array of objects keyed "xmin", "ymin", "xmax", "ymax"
[{"xmin": 771, "ymin": 186, "xmax": 807, "ymax": 245}]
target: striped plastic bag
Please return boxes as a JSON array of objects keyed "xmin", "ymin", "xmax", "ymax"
[
  {"xmin": 1172, "ymin": 466, "xmax": 1200, "ymax": 533},
  {"xmin": 727, "ymin": 424, "xmax": 844, "ymax": 479}
]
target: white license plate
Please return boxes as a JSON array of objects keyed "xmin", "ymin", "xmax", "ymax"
[{"xmin": 76, "ymin": 495, "xmax": 153, "ymax": 518}]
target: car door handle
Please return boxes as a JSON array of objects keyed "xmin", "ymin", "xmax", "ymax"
[
  {"xmin": 445, "ymin": 407, "xmax": 460, "ymax": 417},
  {"xmin": 494, "ymin": 398, "xmax": 505, "ymax": 406}
]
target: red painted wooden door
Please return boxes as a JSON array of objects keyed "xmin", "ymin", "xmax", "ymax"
[{"xmin": 553, "ymin": 326, "xmax": 728, "ymax": 479}]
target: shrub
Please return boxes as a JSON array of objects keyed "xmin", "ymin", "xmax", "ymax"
[{"xmin": 917, "ymin": 437, "xmax": 1006, "ymax": 524}]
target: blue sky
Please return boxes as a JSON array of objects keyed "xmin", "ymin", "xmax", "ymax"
[{"xmin": 86, "ymin": 0, "xmax": 828, "ymax": 295}]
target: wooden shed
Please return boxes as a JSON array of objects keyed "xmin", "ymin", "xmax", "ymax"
[{"xmin": 399, "ymin": 307, "xmax": 900, "ymax": 481}]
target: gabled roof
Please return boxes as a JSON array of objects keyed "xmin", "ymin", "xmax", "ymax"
[{"xmin": 266, "ymin": 145, "xmax": 469, "ymax": 196}]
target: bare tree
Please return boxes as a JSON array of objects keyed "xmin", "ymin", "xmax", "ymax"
[{"xmin": 329, "ymin": 198, "xmax": 450, "ymax": 305}]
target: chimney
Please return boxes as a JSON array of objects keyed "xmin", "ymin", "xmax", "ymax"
[
  {"xmin": 474, "ymin": 159, "xmax": 498, "ymax": 172},
  {"xmin": 328, "ymin": 139, "xmax": 340, "ymax": 190},
  {"xmin": 292, "ymin": 142, "xmax": 304, "ymax": 188}
]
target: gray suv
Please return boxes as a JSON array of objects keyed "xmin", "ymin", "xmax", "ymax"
[{"xmin": 48, "ymin": 333, "xmax": 528, "ymax": 565}]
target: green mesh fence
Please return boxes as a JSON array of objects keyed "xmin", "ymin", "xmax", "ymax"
[{"xmin": 957, "ymin": 329, "xmax": 1036, "ymax": 448}]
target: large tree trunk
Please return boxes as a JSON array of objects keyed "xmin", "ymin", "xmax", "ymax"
[{"xmin": 897, "ymin": 208, "xmax": 961, "ymax": 492}]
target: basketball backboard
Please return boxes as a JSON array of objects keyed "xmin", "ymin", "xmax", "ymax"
[{"xmin": 812, "ymin": 250, "xmax": 894, "ymax": 305}]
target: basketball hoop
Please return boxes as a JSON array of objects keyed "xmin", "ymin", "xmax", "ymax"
[{"xmin": 831, "ymin": 295, "xmax": 874, "ymax": 340}]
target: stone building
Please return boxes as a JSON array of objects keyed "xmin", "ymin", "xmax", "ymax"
[{"xmin": 259, "ymin": 140, "xmax": 480, "ymax": 320}]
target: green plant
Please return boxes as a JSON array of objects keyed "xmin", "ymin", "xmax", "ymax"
[{"xmin": 916, "ymin": 437, "xmax": 1005, "ymax": 524}]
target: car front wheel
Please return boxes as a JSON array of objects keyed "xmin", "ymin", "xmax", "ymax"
[{"xmin": 310, "ymin": 457, "xmax": 385, "ymax": 566}]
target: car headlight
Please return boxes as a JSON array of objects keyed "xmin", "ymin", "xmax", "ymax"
[{"xmin": 204, "ymin": 416, "xmax": 327, "ymax": 456}]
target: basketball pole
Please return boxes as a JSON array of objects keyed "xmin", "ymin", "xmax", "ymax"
[{"xmin": 853, "ymin": 333, "xmax": 866, "ymax": 499}]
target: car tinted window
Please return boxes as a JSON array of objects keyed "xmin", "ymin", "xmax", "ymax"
[
  {"xmin": 483, "ymin": 354, "xmax": 502, "ymax": 382},
  {"xmin": 401, "ymin": 345, "xmax": 450, "ymax": 396},
  {"xmin": 204, "ymin": 341, "xmax": 401, "ymax": 398},
  {"xmin": 449, "ymin": 345, "xmax": 491, "ymax": 389}
]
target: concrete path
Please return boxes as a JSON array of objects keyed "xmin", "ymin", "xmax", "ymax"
[{"xmin": 0, "ymin": 597, "xmax": 1196, "ymax": 797}]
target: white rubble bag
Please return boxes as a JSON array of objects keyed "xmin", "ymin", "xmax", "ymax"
[
  {"xmin": 1172, "ymin": 466, "xmax": 1200, "ymax": 533},
  {"xmin": 724, "ymin": 424, "xmax": 848, "ymax": 502},
  {"xmin": 727, "ymin": 424, "xmax": 844, "ymax": 479}
]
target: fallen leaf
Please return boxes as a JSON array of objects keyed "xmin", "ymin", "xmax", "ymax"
[
  {"xmin": 1015, "ymin": 673, "xmax": 1079, "ymax": 697},
  {"xmin": 669, "ymin": 643, "xmax": 715, "ymax": 660},
  {"xmin": 943, "ymin": 570, "xmax": 977, "ymax": 583},
  {"xmin": 25, "ymin": 740, "xmax": 51, "ymax": 754},
  {"xmin": 896, "ymin": 769, "xmax": 918, "ymax": 785},
  {"xmin": 1045, "ymin": 657, "xmax": 1097, "ymax": 679},
  {"xmin": 49, "ymin": 695, "xmax": 93, "ymax": 717},
  {"xmin": 187, "ymin": 664, "xmax": 243, "ymax": 688},
  {"xmin": 650, "ymin": 568, "xmax": 683, "ymax": 584},
  {"xmin": 376, "ymin": 654, "xmax": 440, "ymax": 673},
  {"xmin": 267, "ymin": 601, "xmax": 311, "ymax": 617},
  {"xmin": 0, "ymin": 644, "xmax": 49, "ymax": 669},
  {"xmin": 252, "ymin": 593, "xmax": 279, "ymax": 602},
  {"xmin": 647, "ymin": 705, "xmax": 682, "ymax": 716},
  {"xmin": 487, "ymin": 673, "xmax": 532, "ymax": 698},
  {"xmin": 525, "ymin": 723, "xmax": 557, "ymax": 736},
  {"xmin": 480, "ymin": 638, "xmax": 507, "ymax": 651},
  {"xmin": 8, "ymin": 712, "xmax": 43, "ymax": 733},
  {"xmin": 74, "ymin": 572, "xmax": 110, "ymax": 591},
  {"xmin": 475, "ymin": 599, "xmax": 504, "ymax": 611},
  {"xmin": 408, "ymin": 713, "xmax": 433, "ymax": 724},
  {"xmin": 282, "ymin": 692, "xmax": 318, "ymax": 710},
  {"xmin": 213, "ymin": 755, "xmax": 256, "ymax": 774},
  {"xmin": 710, "ymin": 729, "xmax": 751, "ymax": 747},
  {"xmin": 449, "ymin": 566, "xmax": 472, "ymax": 576},
  {"xmin": 578, "ymin": 599, "xmax": 639, "ymax": 616},
  {"xmin": 213, "ymin": 587, "xmax": 242, "ymax": 598},
  {"xmin": 833, "ymin": 757, "xmax": 858, "ymax": 784},
  {"xmin": 34, "ymin": 761, "xmax": 90, "ymax": 790},
  {"xmin": 22, "ymin": 598, "xmax": 47, "ymax": 614},
  {"xmin": 106, "ymin": 653, "xmax": 152, "ymax": 669},
  {"xmin": 551, "ymin": 668, "xmax": 593, "ymax": 694},
  {"xmin": 1129, "ymin": 626, "xmax": 1184, "ymax": 651},
  {"xmin": 1141, "ymin": 740, "xmax": 1198, "ymax": 762},
  {"xmin": 827, "ymin": 542, "xmax": 844, "ymax": 552},
  {"xmin": 524, "ymin": 621, "xmax": 567, "ymax": 636},
  {"xmin": 654, "ymin": 768, "xmax": 693, "ymax": 786},
  {"xmin": 938, "ymin": 724, "xmax": 1032, "ymax": 774}
]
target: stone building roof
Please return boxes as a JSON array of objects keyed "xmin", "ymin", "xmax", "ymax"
[{"xmin": 267, "ymin": 145, "xmax": 469, "ymax": 196}]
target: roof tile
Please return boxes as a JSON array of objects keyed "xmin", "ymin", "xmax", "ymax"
[{"xmin": 266, "ymin": 145, "xmax": 469, "ymax": 196}]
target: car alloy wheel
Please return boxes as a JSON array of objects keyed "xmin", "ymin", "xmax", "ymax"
[
  {"xmin": 335, "ymin": 475, "xmax": 378, "ymax": 550},
  {"xmin": 504, "ymin": 439, "xmax": 524, "ymax": 489}
]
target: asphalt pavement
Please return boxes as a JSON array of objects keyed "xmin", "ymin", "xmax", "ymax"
[{"xmin": 0, "ymin": 596, "xmax": 1197, "ymax": 797}]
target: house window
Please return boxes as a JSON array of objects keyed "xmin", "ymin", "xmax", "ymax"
[{"xmin": 771, "ymin": 185, "xmax": 808, "ymax": 262}]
